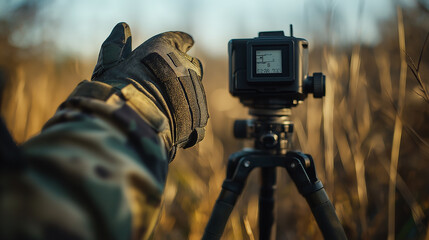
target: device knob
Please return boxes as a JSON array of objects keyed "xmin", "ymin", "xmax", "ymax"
[
  {"xmin": 304, "ymin": 72, "xmax": 325, "ymax": 98},
  {"xmin": 260, "ymin": 133, "xmax": 279, "ymax": 148},
  {"xmin": 312, "ymin": 72, "xmax": 325, "ymax": 98}
]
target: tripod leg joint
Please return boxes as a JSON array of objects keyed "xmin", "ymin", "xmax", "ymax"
[{"xmin": 222, "ymin": 180, "xmax": 245, "ymax": 195}]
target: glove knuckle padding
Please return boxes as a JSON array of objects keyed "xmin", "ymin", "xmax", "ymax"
[
  {"xmin": 141, "ymin": 51, "xmax": 208, "ymax": 148},
  {"xmin": 159, "ymin": 31, "xmax": 194, "ymax": 53}
]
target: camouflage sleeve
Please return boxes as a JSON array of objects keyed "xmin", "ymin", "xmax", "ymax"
[{"xmin": 1, "ymin": 81, "xmax": 173, "ymax": 240}]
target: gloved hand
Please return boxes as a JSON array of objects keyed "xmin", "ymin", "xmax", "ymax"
[{"xmin": 91, "ymin": 22, "xmax": 209, "ymax": 156}]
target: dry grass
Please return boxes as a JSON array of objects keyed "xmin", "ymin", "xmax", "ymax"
[
  {"xmin": 387, "ymin": 7, "xmax": 407, "ymax": 240},
  {"xmin": 2, "ymin": 7, "xmax": 429, "ymax": 240}
]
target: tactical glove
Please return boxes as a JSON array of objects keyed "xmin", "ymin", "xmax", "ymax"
[{"xmin": 89, "ymin": 22, "xmax": 209, "ymax": 158}]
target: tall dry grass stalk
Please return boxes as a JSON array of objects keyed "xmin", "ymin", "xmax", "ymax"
[
  {"xmin": 323, "ymin": 48, "xmax": 336, "ymax": 195},
  {"xmin": 388, "ymin": 7, "xmax": 407, "ymax": 240},
  {"xmin": 349, "ymin": 43, "xmax": 369, "ymax": 236}
]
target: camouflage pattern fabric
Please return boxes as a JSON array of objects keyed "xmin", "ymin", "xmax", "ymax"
[{"xmin": 1, "ymin": 81, "xmax": 172, "ymax": 240}]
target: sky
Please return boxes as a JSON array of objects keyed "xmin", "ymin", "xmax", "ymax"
[{"xmin": 1, "ymin": 0, "xmax": 415, "ymax": 58}]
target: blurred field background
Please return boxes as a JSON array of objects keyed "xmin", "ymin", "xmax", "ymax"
[{"xmin": 1, "ymin": 0, "xmax": 429, "ymax": 239}]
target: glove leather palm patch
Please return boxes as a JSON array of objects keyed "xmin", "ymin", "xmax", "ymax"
[{"xmin": 141, "ymin": 52, "xmax": 208, "ymax": 148}]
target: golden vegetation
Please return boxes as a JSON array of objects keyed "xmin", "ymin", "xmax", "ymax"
[{"xmin": 2, "ymin": 5, "xmax": 429, "ymax": 240}]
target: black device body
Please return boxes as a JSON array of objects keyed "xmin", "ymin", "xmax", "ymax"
[{"xmin": 229, "ymin": 31, "xmax": 324, "ymax": 109}]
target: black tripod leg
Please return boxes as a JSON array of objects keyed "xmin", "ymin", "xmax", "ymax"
[
  {"xmin": 259, "ymin": 167, "xmax": 276, "ymax": 240},
  {"xmin": 202, "ymin": 187, "xmax": 240, "ymax": 240},
  {"xmin": 305, "ymin": 187, "xmax": 347, "ymax": 240},
  {"xmin": 285, "ymin": 152, "xmax": 348, "ymax": 240},
  {"xmin": 203, "ymin": 152, "xmax": 257, "ymax": 240}
]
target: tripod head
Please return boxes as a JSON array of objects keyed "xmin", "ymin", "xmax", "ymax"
[{"xmin": 233, "ymin": 108, "xmax": 293, "ymax": 155}]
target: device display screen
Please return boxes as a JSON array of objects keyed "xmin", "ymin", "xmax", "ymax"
[
  {"xmin": 248, "ymin": 43, "xmax": 292, "ymax": 82},
  {"xmin": 256, "ymin": 50, "xmax": 282, "ymax": 74}
]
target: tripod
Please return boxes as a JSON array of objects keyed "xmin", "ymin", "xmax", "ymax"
[{"xmin": 202, "ymin": 108, "xmax": 347, "ymax": 240}]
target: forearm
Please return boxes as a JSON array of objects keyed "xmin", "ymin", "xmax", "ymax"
[{"xmin": 1, "ymin": 82, "xmax": 171, "ymax": 240}]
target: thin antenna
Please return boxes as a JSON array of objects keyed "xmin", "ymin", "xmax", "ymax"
[{"xmin": 290, "ymin": 24, "xmax": 293, "ymax": 37}]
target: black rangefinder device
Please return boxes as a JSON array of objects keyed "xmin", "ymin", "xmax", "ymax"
[{"xmin": 229, "ymin": 31, "xmax": 325, "ymax": 109}]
